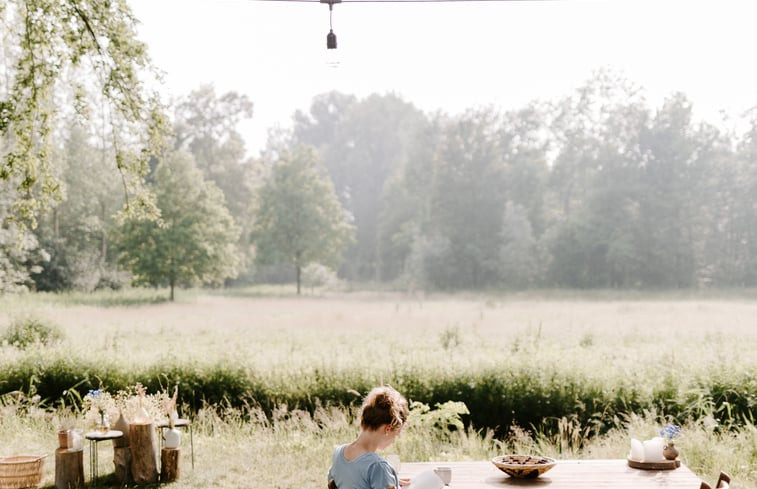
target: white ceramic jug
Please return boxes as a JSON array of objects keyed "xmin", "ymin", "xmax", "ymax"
[{"xmin": 163, "ymin": 427, "xmax": 181, "ymax": 449}]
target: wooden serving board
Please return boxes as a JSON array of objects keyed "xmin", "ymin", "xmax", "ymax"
[{"xmin": 627, "ymin": 458, "xmax": 680, "ymax": 470}]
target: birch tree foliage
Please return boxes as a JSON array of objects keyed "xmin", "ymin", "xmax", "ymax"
[{"xmin": 0, "ymin": 0, "xmax": 169, "ymax": 229}]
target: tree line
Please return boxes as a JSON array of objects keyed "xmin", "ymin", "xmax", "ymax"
[
  {"xmin": 292, "ymin": 72, "xmax": 757, "ymax": 290},
  {"xmin": 1, "ymin": 85, "xmax": 353, "ymax": 298},
  {"xmin": 3, "ymin": 71, "xmax": 757, "ymax": 295},
  {"xmin": 2, "ymin": 0, "xmax": 757, "ymax": 294}
]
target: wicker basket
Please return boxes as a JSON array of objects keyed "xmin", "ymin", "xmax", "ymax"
[{"xmin": 0, "ymin": 455, "xmax": 46, "ymax": 489}]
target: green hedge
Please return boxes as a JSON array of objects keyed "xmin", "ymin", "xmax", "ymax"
[{"xmin": 1, "ymin": 358, "xmax": 753, "ymax": 437}]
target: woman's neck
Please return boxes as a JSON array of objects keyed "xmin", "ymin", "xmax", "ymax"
[{"xmin": 344, "ymin": 430, "xmax": 382, "ymax": 460}]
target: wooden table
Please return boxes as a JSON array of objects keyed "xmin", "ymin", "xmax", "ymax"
[{"xmin": 400, "ymin": 459, "xmax": 703, "ymax": 488}]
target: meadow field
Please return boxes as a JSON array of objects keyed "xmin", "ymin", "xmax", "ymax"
[{"xmin": 0, "ymin": 289, "xmax": 756, "ymax": 488}]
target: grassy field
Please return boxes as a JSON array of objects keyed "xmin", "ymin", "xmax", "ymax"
[
  {"xmin": 1, "ymin": 288, "xmax": 756, "ymax": 488},
  {"xmin": 3, "ymin": 288, "xmax": 756, "ymax": 378}
]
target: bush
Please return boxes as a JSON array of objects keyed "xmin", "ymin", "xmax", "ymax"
[
  {"xmin": 2, "ymin": 316, "xmax": 64, "ymax": 349},
  {"xmin": 302, "ymin": 263, "xmax": 340, "ymax": 291}
]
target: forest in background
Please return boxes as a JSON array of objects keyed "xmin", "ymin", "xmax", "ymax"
[{"xmin": 3, "ymin": 69, "xmax": 757, "ymax": 295}]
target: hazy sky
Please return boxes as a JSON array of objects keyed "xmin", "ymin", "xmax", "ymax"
[{"xmin": 128, "ymin": 0, "xmax": 757, "ymax": 155}]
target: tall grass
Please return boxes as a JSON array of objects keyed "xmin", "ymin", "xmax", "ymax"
[
  {"xmin": 1, "ymin": 396, "xmax": 755, "ymax": 488},
  {"xmin": 1, "ymin": 289, "xmax": 756, "ymax": 487},
  {"xmin": 1, "ymin": 348, "xmax": 753, "ymax": 439}
]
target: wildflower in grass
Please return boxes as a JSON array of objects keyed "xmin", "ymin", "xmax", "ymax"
[{"xmin": 659, "ymin": 424, "xmax": 680, "ymax": 444}]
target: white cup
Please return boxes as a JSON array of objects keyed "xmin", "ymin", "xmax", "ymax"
[
  {"xmin": 630, "ymin": 438, "xmax": 644, "ymax": 461},
  {"xmin": 67, "ymin": 429, "xmax": 83, "ymax": 450},
  {"xmin": 434, "ymin": 466, "xmax": 452, "ymax": 485},
  {"xmin": 642, "ymin": 437, "xmax": 665, "ymax": 462}
]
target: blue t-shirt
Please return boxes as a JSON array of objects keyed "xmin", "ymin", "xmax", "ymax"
[{"xmin": 327, "ymin": 444, "xmax": 399, "ymax": 489}]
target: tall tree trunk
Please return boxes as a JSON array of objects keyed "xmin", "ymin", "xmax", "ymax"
[
  {"xmin": 100, "ymin": 201, "xmax": 107, "ymax": 262},
  {"xmin": 296, "ymin": 264, "xmax": 301, "ymax": 295},
  {"xmin": 375, "ymin": 230, "xmax": 382, "ymax": 283},
  {"xmin": 170, "ymin": 277, "xmax": 175, "ymax": 301}
]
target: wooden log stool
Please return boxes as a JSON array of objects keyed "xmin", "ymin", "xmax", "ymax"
[
  {"xmin": 160, "ymin": 448, "xmax": 180, "ymax": 482},
  {"xmin": 55, "ymin": 448, "xmax": 84, "ymax": 489},
  {"xmin": 113, "ymin": 447, "xmax": 131, "ymax": 484},
  {"xmin": 112, "ymin": 415, "xmax": 131, "ymax": 484},
  {"xmin": 129, "ymin": 422, "xmax": 158, "ymax": 485}
]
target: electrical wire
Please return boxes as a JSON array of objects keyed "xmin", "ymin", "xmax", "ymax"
[{"xmin": 249, "ymin": 0, "xmax": 549, "ymax": 3}]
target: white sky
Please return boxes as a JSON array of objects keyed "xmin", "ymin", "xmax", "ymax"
[{"xmin": 128, "ymin": 0, "xmax": 757, "ymax": 155}]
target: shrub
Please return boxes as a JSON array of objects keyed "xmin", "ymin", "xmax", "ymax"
[
  {"xmin": 439, "ymin": 325, "xmax": 462, "ymax": 350},
  {"xmin": 301, "ymin": 263, "xmax": 341, "ymax": 291},
  {"xmin": 2, "ymin": 316, "xmax": 64, "ymax": 349}
]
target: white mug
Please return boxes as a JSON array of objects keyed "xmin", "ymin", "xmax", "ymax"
[
  {"xmin": 67, "ymin": 429, "xmax": 83, "ymax": 450},
  {"xmin": 642, "ymin": 437, "xmax": 665, "ymax": 463},
  {"xmin": 434, "ymin": 466, "xmax": 452, "ymax": 485}
]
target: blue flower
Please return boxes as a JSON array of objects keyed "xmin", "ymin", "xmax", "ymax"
[
  {"xmin": 87, "ymin": 389, "xmax": 103, "ymax": 399},
  {"xmin": 659, "ymin": 424, "xmax": 680, "ymax": 442},
  {"xmin": 86, "ymin": 389, "xmax": 106, "ymax": 415}
]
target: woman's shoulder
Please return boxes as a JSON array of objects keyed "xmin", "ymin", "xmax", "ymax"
[
  {"xmin": 332, "ymin": 444, "xmax": 349, "ymax": 460},
  {"xmin": 365, "ymin": 456, "xmax": 397, "ymax": 487},
  {"xmin": 361, "ymin": 452, "xmax": 387, "ymax": 465},
  {"xmin": 337, "ymin": 444, "xmax": 386, "ymax": 464},
  {"xmin": 343, "ymin": 448, "xmax": 387, "ymax": 467}
]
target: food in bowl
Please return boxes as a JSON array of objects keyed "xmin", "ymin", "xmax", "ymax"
[{"xmin": 491, "ymin": 454, "xmax": 557, "ymax": 478}]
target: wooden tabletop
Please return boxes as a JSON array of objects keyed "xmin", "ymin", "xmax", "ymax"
[{"xmin": 399, "ymin": 459, "xmax": 703, "ymax": 488}]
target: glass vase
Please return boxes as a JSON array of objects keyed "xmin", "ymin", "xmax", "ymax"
[{"xmin": 96, "ymin": 412, "xmax": 110, "ymax": 433}]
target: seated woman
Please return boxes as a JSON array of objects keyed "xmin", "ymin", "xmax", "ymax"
[{"xmin": 328, "ymin": 386, "xmax": 410, "ymax": 489}]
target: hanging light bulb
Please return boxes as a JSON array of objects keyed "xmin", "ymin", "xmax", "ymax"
[
  {"xmin": 327, "ymin": 29, "xmax": 337, "ymax": 49},
  {"xmin": 321, "ymin": 0, "xmax": 341, "ymax": 50},
  {"xmin": 322, "ymin": 0, "xmax": 341, "ymax": 67},
  {"xmin": 324, "ymin": 41, "xmax": 340, "ymax": 68}
]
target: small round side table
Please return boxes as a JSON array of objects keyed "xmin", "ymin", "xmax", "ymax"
[{"xmin": 85, "ymin": 430, "xmax": 123, "ymax": 486}]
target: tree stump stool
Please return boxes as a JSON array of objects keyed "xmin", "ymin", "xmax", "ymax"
[
  {"xmin": 55, "ymin": 448, "xmax": 84, "ymax": 489},
  {"xmin": 113, "ymin": 447, "xmax": 132, "ymax": 484},
  {"xmin": 160, "ymin": 448, "xmax": 180, "ymax": 482},
  {"xmin": 129, "ymin": 423, "xmax": 158, "ymax": 485}
]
